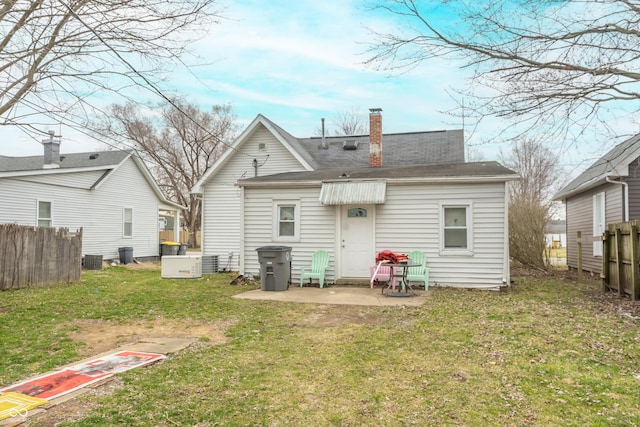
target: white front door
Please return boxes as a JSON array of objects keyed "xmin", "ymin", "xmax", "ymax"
[{"xmin": 340, "ymin": 205, "xmax": 374, "ymax": 278}]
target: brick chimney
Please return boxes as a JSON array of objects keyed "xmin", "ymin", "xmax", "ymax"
[
  {"xmin": 369, "ymin": 108, "xmax": 382, "ymax": 167},
  {"xmin": 43, "ymin": 130, "xmax": 61, "ymax": 169}
]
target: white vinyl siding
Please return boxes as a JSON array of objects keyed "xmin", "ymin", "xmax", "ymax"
[
  {"xmin": 0, "ymin": 158, "xmax": 162, "ymax": 259},
  {"xmin": 242, "ymin": 181, "xmax": 509, "ymax": 290},
  {"xmin": 37, "ymin": 200, "xmax": 53, "ymax": 227},
  {"xmin": 243, "ymin": 186, "xmax": 337, "ymax": 282},
  {"xmin": 200, "ymin": 124, "xmax": 309, "ymax": 269}
]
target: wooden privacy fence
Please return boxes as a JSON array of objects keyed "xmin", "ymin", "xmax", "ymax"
[
  {"xmin": 602, "ymin": 220, "xmax": 640, "ymax": 300},
  {"xmin": 0, "ymin": 224, "xmax": 82, "ymax": 290}
]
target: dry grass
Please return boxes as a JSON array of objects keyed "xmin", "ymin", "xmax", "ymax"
[{"xmin": 1, "ymin": 265, "xmax": 639, "ymax": 426}]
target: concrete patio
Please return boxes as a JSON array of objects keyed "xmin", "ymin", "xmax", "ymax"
[{"xmin": 233, "ymin": 285, "xmax": 429, "ymax": 306}]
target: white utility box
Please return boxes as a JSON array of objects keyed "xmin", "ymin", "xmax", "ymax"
[{"xmin": 161, "ymin": 255, "xmax": 202, "ymax": 279}]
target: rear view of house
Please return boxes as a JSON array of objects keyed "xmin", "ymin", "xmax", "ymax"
[{"xmin": 193, "ymin": 109, "xmax": 518, "ymax": 289}]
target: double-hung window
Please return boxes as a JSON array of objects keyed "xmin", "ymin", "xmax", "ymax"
[
  {"xmin": 37, "ymin": 200, "xmax": 52, "ymax": 227},
  {"xmin": 441, "ymin": 203, "xmax": 473, "ymax": 254},
  {"xmin": 273, "ymin": 200, "xmax": 300, "ymax": 241},
  {"xmin": 123, "ymin": 207, "xmax": 134, "ymax": 238}
]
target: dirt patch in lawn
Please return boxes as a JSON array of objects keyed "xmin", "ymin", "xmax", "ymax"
[
  {"xmin": 20, "ymin": 318, "xmax": 234, "ymax": 426},
  {"xmin": 67, "ymin": 317, "xmax": 236, "ymax": 356}
]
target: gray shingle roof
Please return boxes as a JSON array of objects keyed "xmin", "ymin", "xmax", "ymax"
[
  {"xmin": 298, "ymin": 129, "xmax": 464, "ymax": 168},
  {"xmin": 0, "ymin": 150, "xmax": 132, "ymax": 173},
  {"xmin": 239, "ymin": 161, "xmax": 517, "ymax": 184},
  {"xmin": 554, "ymin": 133, "xmax": 640, "ymax": 200}
]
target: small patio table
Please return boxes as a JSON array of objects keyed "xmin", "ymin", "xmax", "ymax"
[{"xmin": 382, "ymin": 262, "xmax": 420, "ymax": 297}]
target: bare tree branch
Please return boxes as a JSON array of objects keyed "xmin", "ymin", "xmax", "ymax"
[
  {"xmin": 0, "ymin": 0, "xmax": 221, "ymax": 139},
  {"xmin": 98, "ymin": 99, "xmax": 238, "ymax": 248},
  {"xmin": 365, "ymin": 0, "xmax": 640, "ymax": 142}
]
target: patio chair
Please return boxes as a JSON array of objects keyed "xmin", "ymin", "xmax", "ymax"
[
  {"xmin": 300, "ymin": 250, "xmax": 330, "ymax": 288},
  {"xmin": 369, "ymin": 263, "xmax": 396, "ymax": 289},
  {"xmin": 406, "ymin": 250, "xmax": 430, "ymax": 291}
]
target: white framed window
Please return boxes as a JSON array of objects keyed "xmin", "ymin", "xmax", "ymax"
[
  {"xmin": 37, "ymin": 200, "xmax": 52, "ymax": 227},
  {"xmin": 440, "ymin": 203, "xmax": 473, "ymax": 254},
  {"xmin": 123, "ymin": 207, "xmax": 134, "ymax": 238},
  {"xmin": 593, "ymin": 192, "xmax": 605, "ymax": 257},
  {"xmin": 273, "ymin": 200, "xmax": 300, "ymax": 241}
]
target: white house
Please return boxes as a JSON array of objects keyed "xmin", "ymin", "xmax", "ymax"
[
  {"xmin": 0, "ymin": 135, "xmax": 183, "ymax": 261},
  {"xmin": 193, "ymin": 109, "xmax": 518, "ymax": 289}
]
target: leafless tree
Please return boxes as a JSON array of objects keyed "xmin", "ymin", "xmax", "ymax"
[
  {"xmin": 314, "ymin": 109, "xmax": 368, "ymax": 136},
  {"xmin": 501, "ymin": 139, "xmax": 562, "ymax": 268},
  {"xmin": 0, "ymin": 0, "xmax": 221, "ymax": 139},
  {"xmin": 365, "ymin": 0, "xmax": 640, "ymax": 142},
  {"xmin": 100, "ymin": 100, "xmax": 238, "ymax": 248}
]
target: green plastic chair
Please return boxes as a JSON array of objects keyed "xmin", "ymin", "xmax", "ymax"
[
  {"xmin": 406, "ymin": 250, "xmax": 430, "ymax": 291},
  {"xmin": 300, "ymin": 250, "xmax": 330, "ymax": 288}
]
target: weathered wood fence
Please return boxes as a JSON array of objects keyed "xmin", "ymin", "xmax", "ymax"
[
  {"xmin": 0, "ymin": 224, "xmax": 82, "ymax": 290},
  {"xmin": 602, "ymin": 220, "xmax": 640, "ymax": 300}
]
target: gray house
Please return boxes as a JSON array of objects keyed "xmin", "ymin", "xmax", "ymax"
[
  {"xmin": 554, "ymin": 133, "xmax": 640, "ymax": 274},
  {"xmin": 0, "ymin": 136, "xmax": 183, "ymax": 261},
  {"xmin": 193, "ymin": 109, "xmax": 518, "ymax": 289}
]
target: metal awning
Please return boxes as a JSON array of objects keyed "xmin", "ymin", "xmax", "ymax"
[{"xmin": 319, "ymin": 181, "xmax": 386, "ymax": 205}]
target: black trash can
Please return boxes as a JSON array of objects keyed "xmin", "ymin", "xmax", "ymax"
[
  {"xmin": 255, "ymin": 246, "xmax": 292, "ymax": 291},
  {"xmin": 118, "ymin": 247, "xmax": 133, "ymax": 264},
  {"xmin": 160, "ymin": 242, "xmax": 180, "ymax": 257},
  {"xmin": 178, "ymin": 243, "xmax": 189, "ymax": 255}
]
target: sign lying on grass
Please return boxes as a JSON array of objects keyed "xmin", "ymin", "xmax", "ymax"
[
  {"xmin": 0, "ymin": 392, "xmax": 48, "ymax": 421},
  {"xmin": 0, "ymin": 351, "xmax": 165, "ymax": 401}
]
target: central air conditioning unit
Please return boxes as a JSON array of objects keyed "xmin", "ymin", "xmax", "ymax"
[{"xmin": 161, "ymin": 255, "xmax": 202, "ymax": 279}]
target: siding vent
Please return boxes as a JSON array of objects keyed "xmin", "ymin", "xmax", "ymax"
[{"xmin": 342, "ymin": 140, "xmax": 358, "ymax": 150}]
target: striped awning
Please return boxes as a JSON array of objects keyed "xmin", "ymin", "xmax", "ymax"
[{"xmin": 319, "ymin": 181, "xmax": 386, "ymax": 205}]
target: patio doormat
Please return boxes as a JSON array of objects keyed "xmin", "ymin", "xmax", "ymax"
[
  {"xmin": 0, "ymin": 392, "xmax": 48, "ymax": 421},
  {"xmin": 0, "ymin": 351, "xmax": 165, "ymax": 401}
]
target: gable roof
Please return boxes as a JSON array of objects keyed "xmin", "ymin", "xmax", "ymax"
[
  {"xmin": 0, "ymin": 149, "xmax": 183, "ymax": 209},
  {"xmin": 192, "ymin": 114, "xmax": 466, "ymax": 193},
  {"xmin": 554, "ymin": 133, "xmax": 640, "ymax": 200},
  {"xmin": 0, "ymin": 150, "xmax": 131, "ymax": 173}
]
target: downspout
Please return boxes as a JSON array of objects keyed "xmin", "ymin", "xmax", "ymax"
[
  {"xmin": 606, "ymin": 176, "xmax": 629, "ymax": 221},
  {"xmin": 503, "ymin": 181, "xmax": 510, "ymax": 286}
]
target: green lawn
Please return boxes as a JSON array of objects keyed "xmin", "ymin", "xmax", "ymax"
[{"xmin": 1, "ymin": 265, "xmax": 639, "ymax": 426}]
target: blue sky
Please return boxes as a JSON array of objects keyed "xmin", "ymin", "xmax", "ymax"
[{"xmin": 0, "ymin": 0, "xmax": 629, "ymax": 179}]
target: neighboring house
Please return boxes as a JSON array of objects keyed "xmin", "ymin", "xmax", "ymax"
[
  {"xmin": 554, "ymin": 133, "xmax": 640, "ymax": 274},
  {"xmin": 192, "ymin": 109, "xmax": 518, "ymax": 289},
  {"xmin": 0, "ymin": 135, "xmax": 183, "ymax": 261},
  {"xmin": 545, "ymin": 219, "xmax": 567, "ymax": 248}
]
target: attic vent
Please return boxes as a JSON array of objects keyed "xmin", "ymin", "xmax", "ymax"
[
  {"xmin": 342, "ymin": 140, "xmax": 358, "ymax": 150},
  {"xmin": 258, "ymin": 143, "xmax": 266, "ymax": 151},
  {"xmin": 89, "ymin": 153, "xmax": 99, "ymax": 160}
]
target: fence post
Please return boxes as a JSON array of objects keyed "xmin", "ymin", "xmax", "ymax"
[
  {"xmin": 633, "ymin": 223, "xmax": 640, "ymax": 301},
  {"xmin": 577, "ymin": 231, "xmax": 583, "ymax": 282},
  {"xmin": 602, "ymin": 230, "xmax": 610, "ymax": 292},
  {"xmin": 615, "ymin": 227, "xmax": 624, "ymax": 297}
]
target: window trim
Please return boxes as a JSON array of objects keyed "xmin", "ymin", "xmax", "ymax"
[
  {"xmin": 37, "ymin": 199, "xmax": 53, "ymax": 227},
  {"xmin": 123, "ymin": 207, "xmax": 134, "ymax": 239},
  {"xmin": 593, "ymin": 192, "xmax": 605, "ymax": 257},
  {"xmin": 272, "ymin": 200, "xmax": 300, "ymax": 242},
  {"xmin": 439, "ymin": 202, "xmax": 473, "ymax": 255}
]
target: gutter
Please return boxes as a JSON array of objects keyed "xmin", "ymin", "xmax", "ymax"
[{"xmin": 606, "ymin": 176, "xmax": 629, "ymax": 221}]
